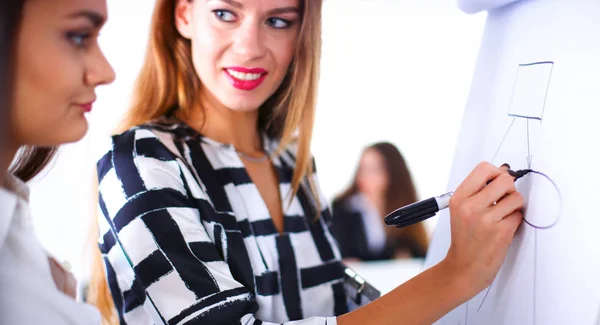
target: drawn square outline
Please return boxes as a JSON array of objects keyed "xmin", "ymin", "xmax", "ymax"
[{"xmin": 507, "ymin": 61, "xmax": 554, "ymax": 121}]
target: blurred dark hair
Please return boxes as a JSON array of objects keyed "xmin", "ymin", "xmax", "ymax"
[
  {"xmin": 335, "ymin": 141, "xmax": 428, "ymax": 254},
  {"xmin": 337, "ymin": 142, "xmax": 418, "ymax": 213},
  {"xmin": 1, "ymin": 0, "xmax": 58, "ymax": 182}
]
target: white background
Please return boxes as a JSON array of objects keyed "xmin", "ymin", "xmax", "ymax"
[{"xmin": 27, "ymin": 0, "xmax": 486, "ymax": 280}]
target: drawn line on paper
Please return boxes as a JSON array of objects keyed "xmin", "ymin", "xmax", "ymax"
[
  {"xmin": 508, "ymin": 114, "xmax": 542, "ymax": 121},
  {"xmin": 519, "ymin": 61, "xmax": 554, "ymax": 67},
  {"xmin": 523, "ymin": 170, "xmax": 562, "ymax": 230},
  {"xmin": 478, "ymin": 281, "xmax": 494, "ymax": 312},
  {"xmin": 465, "ymin": 301, "xmax": 469, "ymax": 325},
  {"xmin": 534, "ymin": 228, "xmax": 538, "ymax": 325},
  {"xmin": 527, "ymin": 121, "xmax": 531, "ymax": 167},
  {"xmin": 491, "ymin": 118, "xmax": 516, "ymax": 164}
]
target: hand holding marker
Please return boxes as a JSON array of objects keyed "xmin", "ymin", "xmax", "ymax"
[{"xmin": 384, "ymin": 164, "xmax": 531, "ymax": 228}]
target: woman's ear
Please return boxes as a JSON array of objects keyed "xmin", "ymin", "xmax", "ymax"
[{"xmin": 174, "ymin": 0, "xmax": 194, "ymax": 39}]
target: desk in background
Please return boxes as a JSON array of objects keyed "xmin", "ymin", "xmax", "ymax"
[{"xmin": 345, "ymin": 259, "xmax": 425, "ymax": 295}]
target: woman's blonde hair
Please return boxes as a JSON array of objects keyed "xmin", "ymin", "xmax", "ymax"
[{"xmin": 88, "ymin": 0, "xmax": 323, "ymax": 322}]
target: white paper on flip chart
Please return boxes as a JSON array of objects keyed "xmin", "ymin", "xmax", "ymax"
[{"xmin": 426, "ymin": 1, "xmax": 600, "ymax": 324}]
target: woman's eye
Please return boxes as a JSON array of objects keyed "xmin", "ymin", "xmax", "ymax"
[
  {"xmin": 67, "ymin": 32, "xmax": 91, "ymax": 48},
  {"xmin": 213, "ymin": 9, "xmax": 236, "ymax": 22},
  {"xmin": 267, "ymin": 17, "xmax": 291, "ymax": 29}
]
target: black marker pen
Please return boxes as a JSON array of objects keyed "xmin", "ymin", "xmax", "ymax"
[{"xmin": 384, "ymin": 169, "xmax": 531, "ymax": 229}]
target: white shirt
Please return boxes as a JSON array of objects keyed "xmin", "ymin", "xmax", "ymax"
[
  {"xmin": 348, "ymin": 193, "xmax": 387, "ymax": 255},
  {"xmin": 0, "ymin": 174, "xmax": 100, "ymax": 325}
]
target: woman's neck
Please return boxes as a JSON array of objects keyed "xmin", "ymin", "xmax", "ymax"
[{"xmin": 186, "ymin": 93, "xmax": 263, "ymax": 155}]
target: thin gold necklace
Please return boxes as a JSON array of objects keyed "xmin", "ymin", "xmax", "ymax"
[{"xmin": 236, "ymin": 150, "xmax": 270, "ymax": 163}]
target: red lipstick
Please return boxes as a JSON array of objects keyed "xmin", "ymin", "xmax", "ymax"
[
  {"xmin": 78, "ymin": 101, "xmax": 94, "ymax": 113},
  {"xmin": 224, "ymin": 67, "xmax": 268, "ymax": 91}
]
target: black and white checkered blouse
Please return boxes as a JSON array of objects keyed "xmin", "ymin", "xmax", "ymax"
[{"xmin": 96, "ymin": 117, "xmax": 350, "ymax": 325}]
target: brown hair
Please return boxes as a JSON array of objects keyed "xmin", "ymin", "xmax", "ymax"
[
  {"xmin": 88, "ymin": 0, "xmax": 323, "ymax": 322},
  {"xmin": 10, "ymin": 146, "xmax": 59, "ymax": 182},
  {"xmin": 335, "ymin": 142, "xmax": 429, "ymax": 256},
  {"xmin": 0, "ymin": 0, "xmax": 59, "ymax": 183}
]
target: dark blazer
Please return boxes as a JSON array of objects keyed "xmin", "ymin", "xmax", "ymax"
[{"xmin": 330, "ymin": 198, "xmax": 426, "ymax": 261}]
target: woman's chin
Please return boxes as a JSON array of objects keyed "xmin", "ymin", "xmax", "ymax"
[{"xmin": 51, "ymin": 120, "xmax": 89, "ymax": 146}]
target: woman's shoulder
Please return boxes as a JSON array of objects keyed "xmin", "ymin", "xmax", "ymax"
[
  {"xmin": 96, "ymin": 117, "xmax": 201, "ymax": 214},
  {"xmin": 113, "ymin": 116, "xmax": 196, "ymax": 145},
  {"xmin": 97, "ymin": 117, "xmax": 194, "ymax": 178},
  {"xmin": 107, "ymin": 117, "xmax": 197, "ymax": 156},
  {"xmin": 331, "ymin": 195, "xmax": 353, "ymax": 212},
  {"xmin": 332, "ymin": 193, "xmax": 367, "ymax": 214}
]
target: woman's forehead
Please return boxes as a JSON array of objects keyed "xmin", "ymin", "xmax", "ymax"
[{"xmin": 25, "ymin": 0, "xmax": 107, "ymax": 21}]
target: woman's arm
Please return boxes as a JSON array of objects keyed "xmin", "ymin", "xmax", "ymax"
[
  {"xmin": 338, "ymin": 162, "xmax": 523, "ymax": 325},
  {"xmin": 339, "ymin": 259, "xmax": 470, "ymax": 325}
]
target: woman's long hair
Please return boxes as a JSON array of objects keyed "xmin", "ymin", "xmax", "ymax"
[
  {"xmin": 88, "ymin": 1, "xmax": 323, "ymax": 322},
  {"xmin": 0, "ymin": 0, "xmax": 58, "ymax": 182},
  {"xmin": 335, "ymin": 142, "xmax": 429, "ymax": 256}
]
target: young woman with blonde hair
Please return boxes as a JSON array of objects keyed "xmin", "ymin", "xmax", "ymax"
[{"xmin": 90, "ymin": 1, "xmax": 524, "ymax": 324}]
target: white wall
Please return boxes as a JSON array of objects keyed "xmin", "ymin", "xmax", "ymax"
[
  {"xmin": 315, "ymin": 0, "xmax": 486, "ymax": 229},
  {"xmin": 27, "ymin": 0, "xmax": 485, "ymax": 280}
]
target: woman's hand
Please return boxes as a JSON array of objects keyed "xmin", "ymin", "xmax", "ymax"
[{"xmin": 442, "ymin": 162, "xmax": 524, "ymax": 296}]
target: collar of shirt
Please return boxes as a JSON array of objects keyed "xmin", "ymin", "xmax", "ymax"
[
  {"xmin": 158, "ymin": 116, "xmax": 282, "ymax": 161},
  {"xmin": 348, "ymin": 193, "xmax": 387, "ymax": 254},
  {"xmin": 0, "ymin": 173, "xmax": 28, "ymax": 249}
]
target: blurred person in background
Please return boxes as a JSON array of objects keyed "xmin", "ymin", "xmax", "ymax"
[
  {"xmin": 0, "ymin": 0, "xmax": 115, "ymax": 323},
  {"xmin": 331, "ymin": 142, "xmax": 429, "ymax": 262}
]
